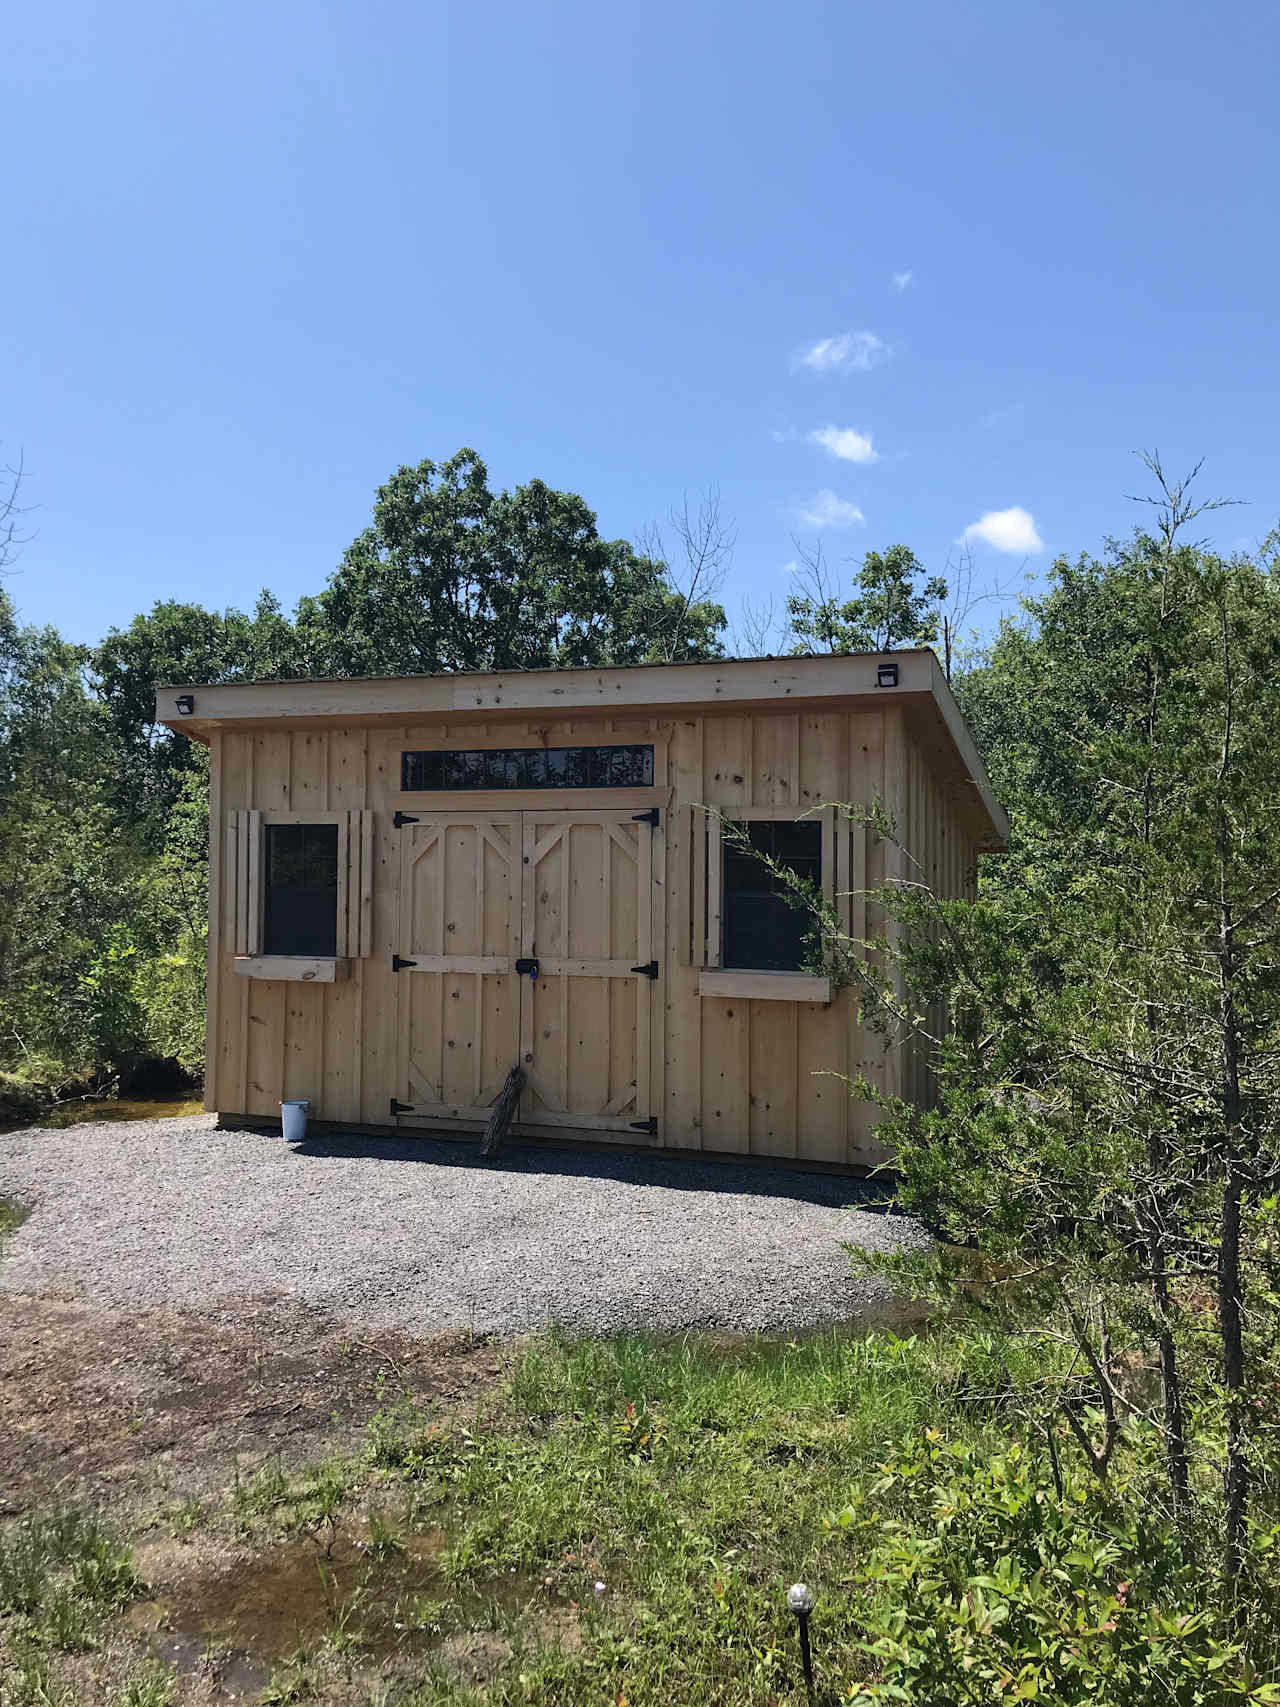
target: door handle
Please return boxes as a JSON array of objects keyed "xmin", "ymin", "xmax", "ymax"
[{"xmin": 515, "ymin": 957, "xmax": 540, "ymax": 979}]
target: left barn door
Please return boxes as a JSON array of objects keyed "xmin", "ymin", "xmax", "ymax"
[{"xmin": 395, "ymin": 815, "xmax": 521, "ymax": 1121}]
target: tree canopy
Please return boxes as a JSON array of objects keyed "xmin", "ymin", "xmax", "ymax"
[{"xmin": 787, "ymin": 542, "xmax": 947, "ymax": 654}]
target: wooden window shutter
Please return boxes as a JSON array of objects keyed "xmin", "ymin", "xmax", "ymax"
[
  {"xmin": 339, "ymin": 809, "xmax": 375, "ymax": 957},
  {"xmin": 224, "ymin": 809, "xmax": 262, "ymax": 956},
  {"xmin": 679, "ymin": 803, "xmax": 722, "ymax": 969}
]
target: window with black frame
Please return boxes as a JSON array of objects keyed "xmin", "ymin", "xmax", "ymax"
[
  {"xmin": 263, "ymin": 824, "xmax": 339, "ymax": 956},
  {"xmin": 722, "ymin": 820, "xmax": 823, "ymax": 972},
  {"xmin": 401, "ymin": 744, "xmax": 654, "ymax": 791}
]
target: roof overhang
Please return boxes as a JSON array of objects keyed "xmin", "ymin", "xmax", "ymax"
[{"xmin": 157, "ymin": 650, "xmax": 1008, "ymax": 846}]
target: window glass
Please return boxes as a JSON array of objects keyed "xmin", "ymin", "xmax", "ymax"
[
  {"xmin": 722, "ymin": 819, "xmax": 822, "ymax": 971},
  {"xmin": 401, "ymin": 745, "xmax": 654, "ymax": 792},
  {"xmin": 263, "ymin": 824, "xmax": 339, "ymax": 956}
]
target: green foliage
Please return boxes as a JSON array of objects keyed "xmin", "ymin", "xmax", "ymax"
[
  {"xmin": 346, "ymin": 1326, "xmax": 1280, "ymax": 1705},
  {"xmin": 115, "ymin": 1667, "xmax": 176, "ymax": 1707},
  {"xmin": 788, "ymin": 543, "xmax": 947, "ymax": 654},
  {"xmin": 825, "ymin": 473, "xmax": 1280, "ymax": 1601},
  {"xmin": 833, "ymin": 1434, "xmax": 1276, "ymax": 1704},
  {"xmin": 0, "ymin": 448, "xmax": 726, "ymax": 1095},
  {"xmin": 0, "ymin": 1510, "xmax": 141, "ymax": 1655},
  {"xmin": 296, "ymin": 448, "xmax": 726, "ymax": 676}
]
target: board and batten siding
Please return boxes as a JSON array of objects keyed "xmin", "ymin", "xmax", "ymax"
[{"xmin": 206, "ymin": 705, "xmax": 983, "ymax": 1169}]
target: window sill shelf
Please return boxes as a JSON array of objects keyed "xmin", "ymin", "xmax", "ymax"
[
  {"xmin": 233, "ymin": 956, "xmax": 350, "ymax": 983},
  {"xmin": 698, "ymin": 970, "xmax": 832, "ymax": 1003}
]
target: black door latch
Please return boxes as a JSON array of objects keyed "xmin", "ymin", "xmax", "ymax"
[
  {"xmin": 629, "ymin": 1116, "xmax": 659, "ymax": 1134},
  {"xmin": 393, "ymin": 811, "xmax": 420, "ymax": 827},
  {"xmin": 390, "ymin": 1098, "xmax": 415, "ymax": 1115},
  {"xmin": 631, "ymin": 807, "xmax": 660, "ymax": 826},
  {"xmin": 515, "ymin": 957, "xmax": 540, "ymax": 979},
  {"xmin": 630, "ymin": 960, "xmax": 660, "ymax": 979},
  {"xmin": 391, "ymin": 954, "xmax": 418, "ymax": 972}
]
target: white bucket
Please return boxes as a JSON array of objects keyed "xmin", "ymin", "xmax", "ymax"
[{"xmin": 281, "ymin": 1099, "xmax": 309, "ymax": 1142}]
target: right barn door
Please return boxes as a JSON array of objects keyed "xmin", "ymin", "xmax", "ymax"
[{"xmin": 518, "ymin": 811, "xmax": 656, "ymax": 1135}]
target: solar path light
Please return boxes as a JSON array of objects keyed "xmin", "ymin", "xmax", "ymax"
[{"xmin": 787, "ymin": 1581, "xmax": 816, "ymax": 1703}]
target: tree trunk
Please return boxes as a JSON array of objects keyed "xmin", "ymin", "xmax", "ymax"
[
  {"xmin": 1149, "ymin": 1213, "xmax": 1194, "ymax": 1550},
  {"xmin": 1219, "ymin": 1144, "xmax": 1248, "ymax": 1589}
]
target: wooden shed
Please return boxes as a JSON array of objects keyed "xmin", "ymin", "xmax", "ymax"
[{"xmin": 158, "ymin": 651, "xmax": 1006, "ymax": 1172}]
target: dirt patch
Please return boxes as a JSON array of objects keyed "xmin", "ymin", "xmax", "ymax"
[
  {"xmin": 123, "ymin": 1516, "xmax": 564, "ymax": 1696},
  {"xmin": 128, "ymin": 1521, "xmax": 445, "ymax": 1696},
  {"xmin": 0, "ymin": 1293, "xmax": 512, "ymax": 1520}
]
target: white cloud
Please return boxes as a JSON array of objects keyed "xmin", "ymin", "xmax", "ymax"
[
  {"xmin": 770, "ymin": 425, "xmax": 798, "ymax": 443},
  {"xmin": 797, "ymin": 489, "xmax": 865, "ymax": 529},
  {"xmin": 808, "ymin": 424, "xmax": 878, "ymax": 464},
  {"xmin": 961, "ymin": 506, "xmax": 1044, "ymax": 554},
  {"xmin": 783, "ymin": 559, "xmax": 799, "ymax": 575},
  {"xmin": 892, "ymin": 269, "xmax": 914, "ymax": 290},
  {"xmin": 796, "ymin": 331, "xmax": 886, "ymax": 374}
]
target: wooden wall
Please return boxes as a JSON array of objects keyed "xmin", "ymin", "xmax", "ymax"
[{"xmin": 206, "ymin": 704, "xmax": 987, "ymax": 1169}]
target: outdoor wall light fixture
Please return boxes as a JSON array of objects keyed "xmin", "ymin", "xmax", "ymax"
[
  {"xmin": 175, "ymin": 695, "xmax": 195, "ymax": 715},
  {"xmin": 786, "ymin": 1582, "xmax": 817, "ymax": 1703},
  {"xmin": 876, "ymin": 661, "xmax": 899, "ymax": 688}
]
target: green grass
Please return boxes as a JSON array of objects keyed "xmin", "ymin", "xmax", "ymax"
[
  {"xmin": 0, "ymin": 1196, "xmax": 27, "ymax": 1244},
  {"xmin": 358, "ymin": 1325, "xmax": 1060, "ymax": 1705},
  {"xmin": 8, "ymin": 1325, "xmax": 1274, "ymax": 1704},
  {"xmin": 0, "ymin": 1509, "xmax": 143, "ymax": 1703}
]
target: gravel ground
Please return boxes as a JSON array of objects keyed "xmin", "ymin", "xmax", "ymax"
[{"xmin": 0, "ymin": 1114, "xmax": 928, "ymax": 1337}]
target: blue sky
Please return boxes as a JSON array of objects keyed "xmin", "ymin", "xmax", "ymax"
[{"xmin": 7, "ymin": 0, "xmax": 1279, "ymax": 649}]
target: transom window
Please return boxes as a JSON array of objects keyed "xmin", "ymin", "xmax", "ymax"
[
  {"xmin": 723, "ymin": 819, "xmax": 823, "ymax": 972},
  {"xmin": 263, "ymin": 824, "xmax": 339, "ymax": 956},
  {"xmin": 402, "ymin": 744, "xmax": 654, "ymax": 792}
]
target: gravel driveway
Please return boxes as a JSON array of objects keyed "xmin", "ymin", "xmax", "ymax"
[{"xmin": 0, "ymin": 1114, "xmax": 926, "ymax": 1337}]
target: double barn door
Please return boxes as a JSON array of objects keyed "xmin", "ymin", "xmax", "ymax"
[{"xmin": 395, "ymin": 811, "xmax": 656, "ymax": 1135}]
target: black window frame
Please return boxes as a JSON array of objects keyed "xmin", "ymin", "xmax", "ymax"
[
  {"xmin": 262, "ymin": 822, "xmax": 340, "ymax": 957},
  {"xmin": 721, "ymin": 818, "xmax": 824, "ymax": 973},
  {"xmin": 401, "ymin": 744, "xmax": 655, "ymax": 792}
]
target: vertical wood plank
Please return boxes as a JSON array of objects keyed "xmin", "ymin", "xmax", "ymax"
[
  {"xmin": 797, "ymin": 998, "xmax": 848, "ymax": 1163},
  {"xmin": 703, "ymin": 715, "xmax": 749, "ymax": 807},
  {"xmin": 666, "ymin": 718, "xmax": 705, "ymax": 1146},
  {"xmin": 234, "ymin": 811, "xmax": 249, "ymax": 957},
  {"xmin": 821, "ymin": 804, "xmax": 836, "ymax": 906},
  {"xmin": 203, "ymin": 739, "xmax": 224, "ymax": 1111},
  {"xmin": 674, "ymin": 803, "xmax": 694, "ymax": 966},
  {"xmin": 636, "ymin": 822, "xmax": 652, "ymax": 1122},
  {"xmin": 706, "ymin": 811, "xmax": 722, "ymax": 969},
  {"xmin": 246, "ymin": 810, "xmax": 262, "ymax": 955},
  {"xmin": 836, "ymin": 802, "xmax": 852, "ymax": 939},
  {"xmin": 649, "ymin": 807, "xmax": 667, "ymax": 1131},
  {"xmin": 360, "ymin": 810, "xmax": 374, "ymax": 957},
  {"xmin": 336, "ymin": 811, "xmax": 351, "ymax": 959},
  {"xmin": 700, "ymin": 995, "xmax": 749, "ymax": 1151},
  {"xmin": 848, "ymin": 709, "xmax": 883, "ymax": 1166},
  {"xmin": 692, "ymin": 804, "xmax": 708, "ymax": 969},
  {"xmin": 748, "ymin": 999, "xmax": 798, "ymax": 1158},
  {"xmin": 361, "ymin": 738, "xmax": 400, "ymax": 1122}
]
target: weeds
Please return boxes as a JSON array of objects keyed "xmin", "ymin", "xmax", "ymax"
[
  {"xmin": 0, "ymin": 1511, "xmax": 140, "ymax": 1642},
  {"xmin": 231, "ymin": 1453, "xmax": 352, "ymax": 1537},
  {"xmin": 0, "ymin": 1196, "xmax": 27, "ymax": 1243},
  {"xmin": 116, "ymin": 1664, "xmax": 176, "ymax": 1706}
]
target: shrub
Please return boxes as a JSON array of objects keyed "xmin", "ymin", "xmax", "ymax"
[{"xmin": 829, "ymin": 1434, "xmax": 1280, "ymax": 1704}]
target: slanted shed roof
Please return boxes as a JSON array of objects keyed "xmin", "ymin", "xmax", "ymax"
[{"xmin": 157, "ymin": 648, "xmax": 1008, "ymax": 846}]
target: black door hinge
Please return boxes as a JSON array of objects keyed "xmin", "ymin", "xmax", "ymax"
[
  {"xmin": 630, "ymin": 959, "xmax": 659, "ymax": 979},
  {"xmin": 390, "ymin": 1098, "xmax": 415, "ymax": 1115},
  {"xmin": 393, "ymin": 811, "xmax": 420, "ymax": 828},
  {"xmin": 391, "ymin": 954, "xmax": 418, "ymax": 972},
  {"xmin": 629, "ymin": 1116, "xmax": 659, "ymax": 1134},
  {"xmin": 632, "ymin": 807, "xmax": 660, "ymax": 826}
]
